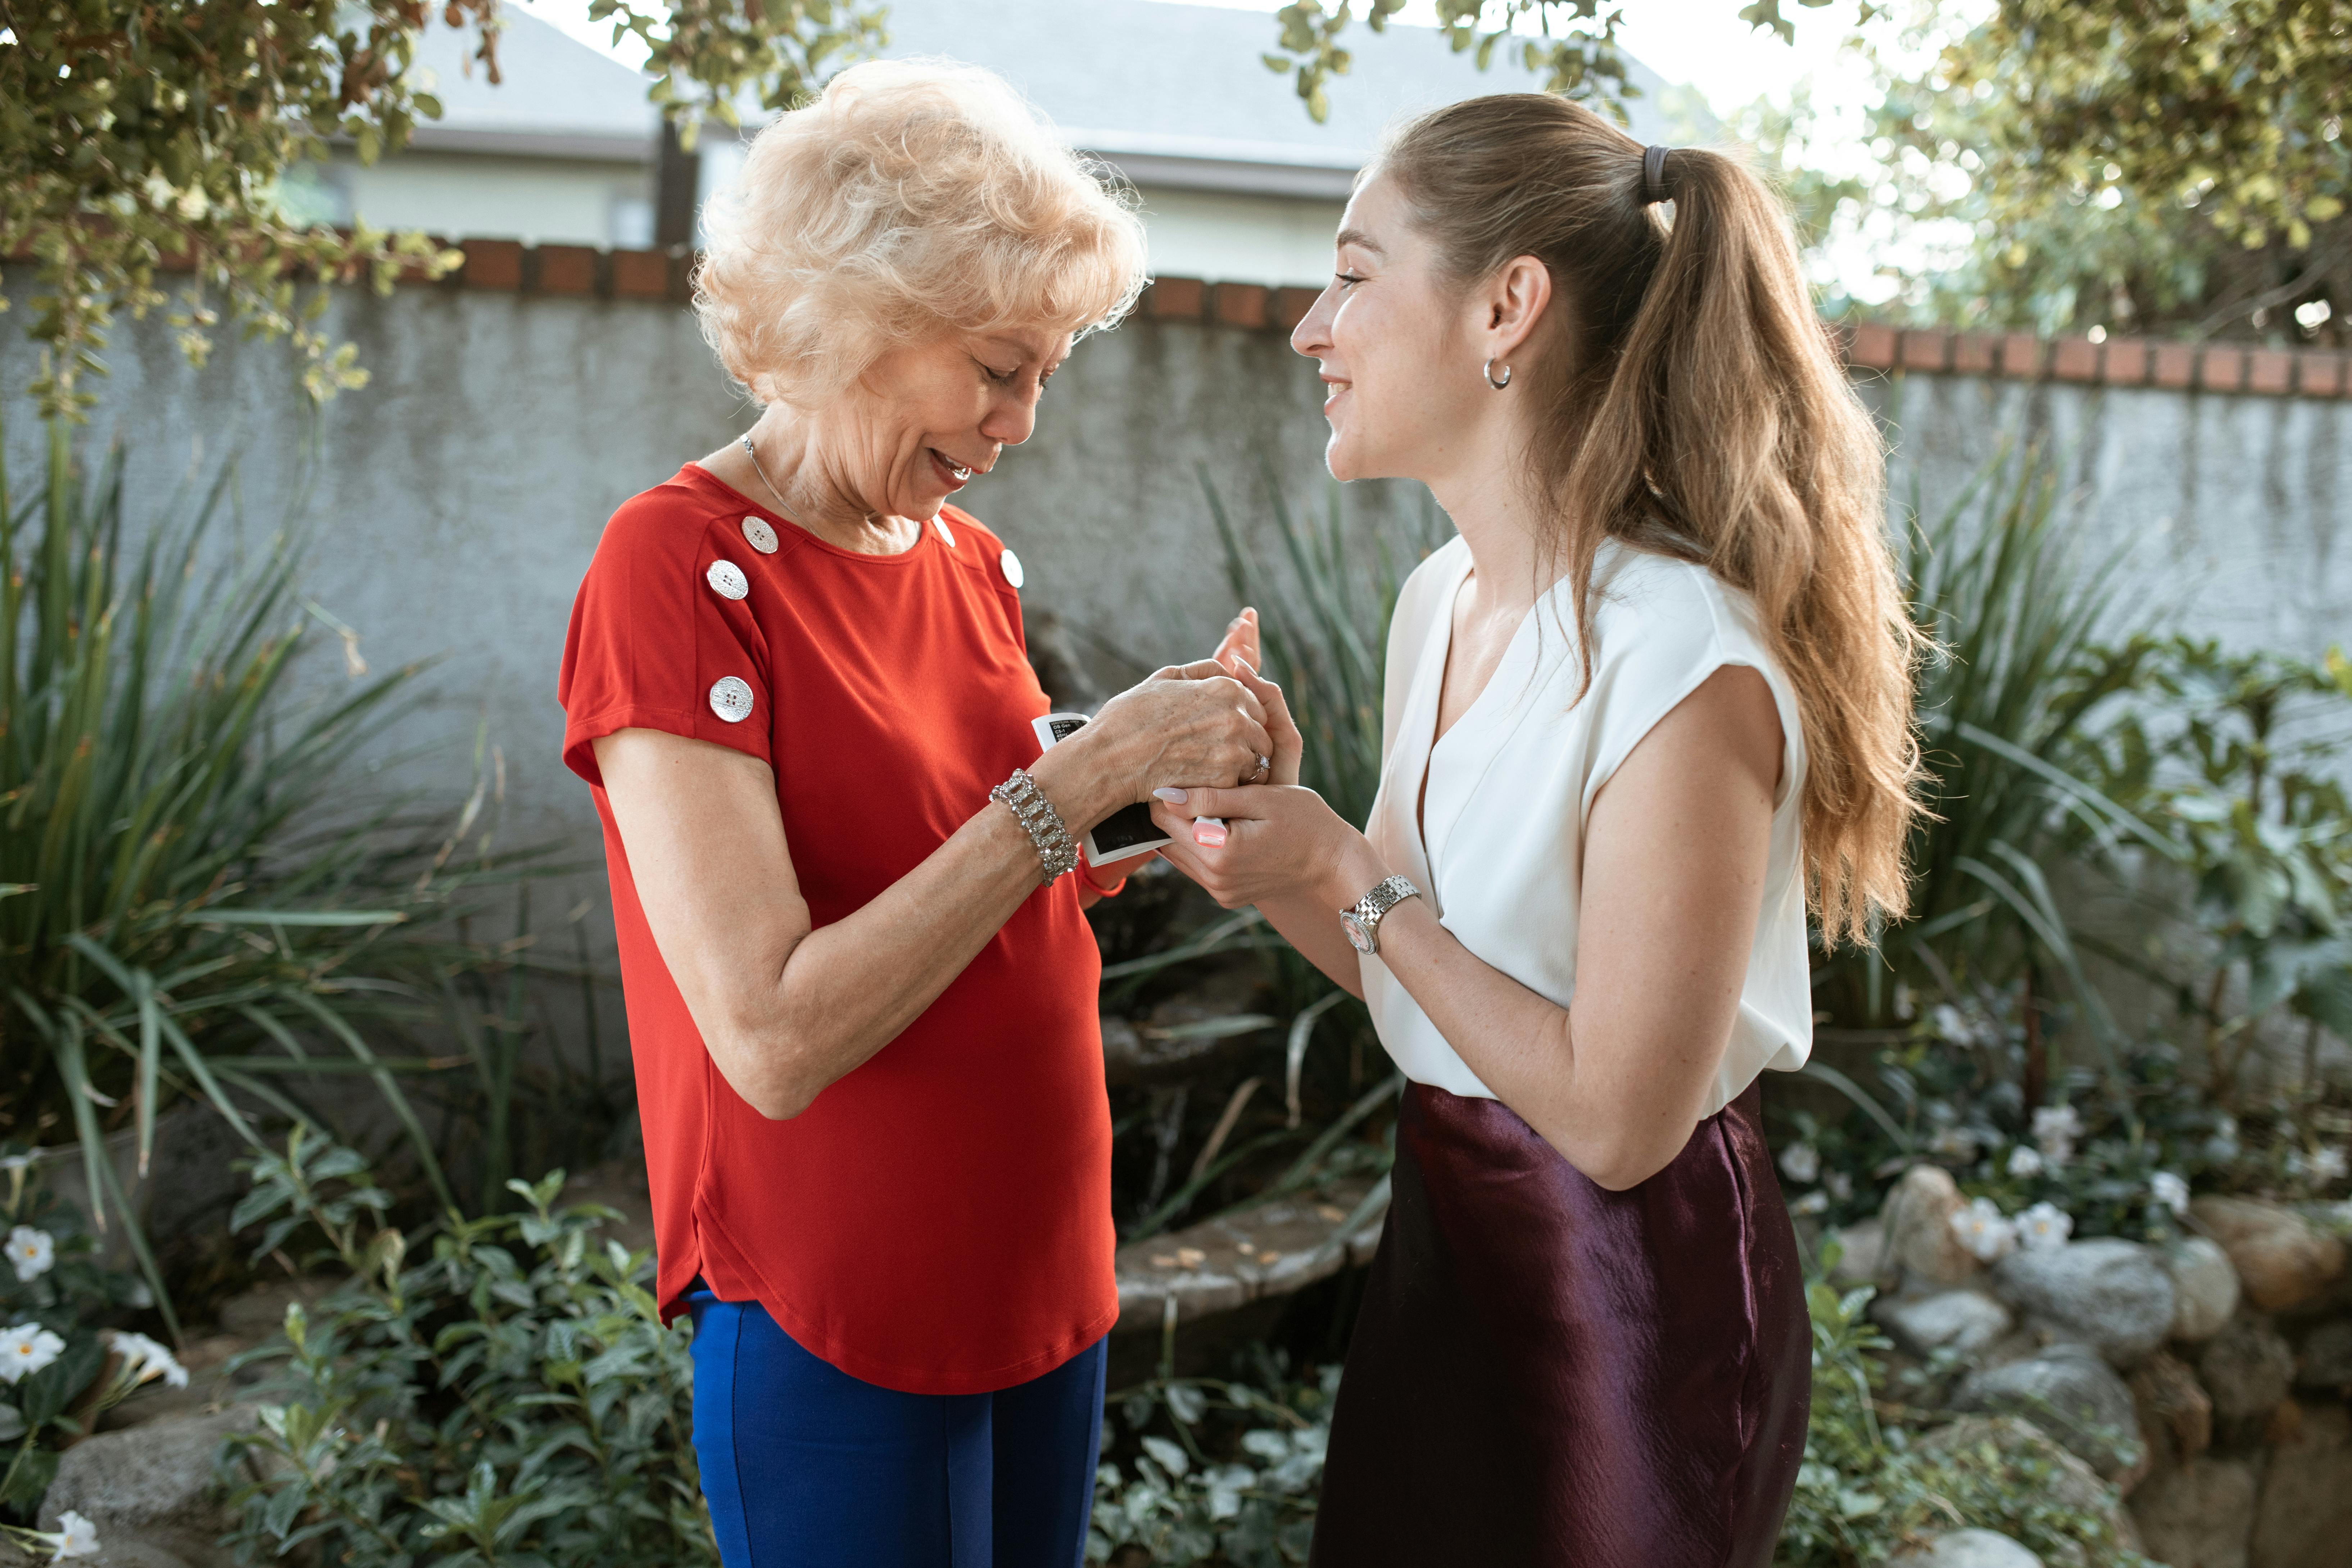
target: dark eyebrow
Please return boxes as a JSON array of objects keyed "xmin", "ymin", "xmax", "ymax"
[{"xmin": 1334, "ymin": 228, "xmax": 1386, "ymax": 258}]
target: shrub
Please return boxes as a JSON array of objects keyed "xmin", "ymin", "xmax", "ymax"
[{"xmin": 218, "ymin": 1129, "xmax": 713, "ymax": 1568}]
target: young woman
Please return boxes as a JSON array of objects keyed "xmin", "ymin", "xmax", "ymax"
[{"xmin": 1149, "ymin": 95, "xmax": 1923, "ymax": 1565}]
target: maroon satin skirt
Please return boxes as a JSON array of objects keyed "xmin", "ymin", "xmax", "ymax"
[{"xmin": 1309, "ymin": 1081, "xmax": 1809, "ymax": 1568}]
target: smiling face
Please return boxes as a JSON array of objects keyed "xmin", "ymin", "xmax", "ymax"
[
  {"xmin": 820, "ymin": 325, "xmax": 1071, "ymax": 521},
  {"xmin": 1289, "ymin": 173, "xmax": 1500, "ymax": 485}
]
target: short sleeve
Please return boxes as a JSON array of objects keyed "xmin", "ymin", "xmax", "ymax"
[
  {"xmin": 558, "ymin": 490, "xmax": 774, "ymax": 788},
  {"xmin": 1576, "ymin": 557, "xmax": 1804, "ymax": 818}
]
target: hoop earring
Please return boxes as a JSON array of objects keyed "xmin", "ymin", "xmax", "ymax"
[{"xmin": 1483, "ymin": 357, "xmax": 1512, "ymax": 390}]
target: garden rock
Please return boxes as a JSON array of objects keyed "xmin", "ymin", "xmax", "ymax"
[
  {"xmin": 2249, "ymin": 1402, "xmax": 2352, "ymax": 1568},
  {"xmin": 37, "ymin": 1404, "xmax": 257, "ymax": 1566},
  {"xmin": 2190, "ymin": 1196, "xmax": 2347, "ymax": 1314},
  {"xmin": 1912, "ymin": 1416, "xmax": 2143, "ymax": 1553},
  {"xmin": 1880, "ymin": 1163, "xmax": 1979, "ymax": 1288},
  {"xmin": 1885, "ymin": 1529, "xmax": 2043, "ymax": 1568},
  {"xmin": 1827, "ymin": 1217, "xmax": 1887, "ymax": 1286},
  {"xmin": 2161, "ymin": 1236, "xmax": 2241, "ymax": 1343},
  {"xmin": 2131, "ymin": 1350, "xmax": 2213, "ymax": 1467},
  {"xmin": 1873, "ymin": 1287, "xmax": 2014, "ymax": 1358},
  {"xmin": 1990, "ymin": 1237, "xmax": 2176, "ymax": 1365},
  {"xmin": 2194, "ymin": 1314, "xmax": 2295, "ymax": 1429},
  {"xmin": 2294, "ymin": 1319, "xmax": 2352, "ymax": 1392},
  {"xmin": 2126, "ymin": 1455, "xmax": 2257, "ymax": 1568},
  {"xmin": 1953, "ymin": 1344, "xmax": 2144, "ymax": 1481}
]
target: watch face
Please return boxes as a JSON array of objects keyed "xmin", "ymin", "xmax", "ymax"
[{"xmin": 1340, "ymin": 910, "xmax": 1373, "ymax": 953}]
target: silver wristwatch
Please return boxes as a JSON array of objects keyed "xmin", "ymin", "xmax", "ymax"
[{"xmin": 1339, "ymin": 875, "xmax": 1420, "ymax": 956}]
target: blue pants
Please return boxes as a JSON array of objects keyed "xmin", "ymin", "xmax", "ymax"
[{"xmin": 686, "ymin": 1287, "xmax": 1107, "ymax": 1568}]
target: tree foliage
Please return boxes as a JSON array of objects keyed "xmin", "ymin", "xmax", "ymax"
[
  {"xmin": 1261, "ymin": 0, "xmax": 1845, "ymax": 124},
  {"xmin": 0, "ymin": 0, "xmax": 885, "ymax": 419},
  {"xmin": 1277, "ymin": 1, "xmax": 2350, "ymax": 342}
]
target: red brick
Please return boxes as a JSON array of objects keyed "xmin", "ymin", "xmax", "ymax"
[
  {"xmin": 1846, "ymin": 322, "xmax": 1897, "ymax": 370},
  {"xmin": 1899, "ymin": 328, "xmax": 1951, "ymax": 372},
  {"xmin": 2151, "ymin": 342, "xmax": 2196, "ymax": 388},
  {"xmin": 1271, "ymin": 286, "xmax": 1321, "ymax": 333},
  {"xmin": 611, "ymin": 249, "xmax": 669, "ymax": 301},
  {"xmin": 2198, "ymin": 345, "xmax": 2245, "ymax": 392},
  {"xmin": 461, "ymin": 238, "xmax": 524, "ymax": 291},
  {"xmin": 535, "ymin": 244, "xmax": 598, "ymax": 296},
  {"xmin": 1951, "ymin": 332, "xmax": 1999, "ymax": 375},
  {"xmin": 1146, "ymin": 276, "xmax": 1207, "ymax": 321},
  {"xmin": 1999, "ymin": 333, "xmax": 2045, "ymax": 378},
  {"xmin": 2050, "ymin": 336, "xmax": 2100, "ymax": 382},
  {"xmin": 2101, "ymin": 337, "xmax": 2149, "ymax": 385},
  {"xmin": 2297, "ymin": 352, "xmax": 2348, "ymax": 397},
  {"xmin": 1213, "ymin": 282, "xmax": 1269, "ymax": 330},
  {"xmin": 2245, "ymin": 349, "xmax": 2294, "ymax": 395}
]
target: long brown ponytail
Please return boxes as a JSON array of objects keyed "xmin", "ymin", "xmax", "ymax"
[{"xmin": 1377, "ymin": 94, "xmax": 1923, "ymax": 946}]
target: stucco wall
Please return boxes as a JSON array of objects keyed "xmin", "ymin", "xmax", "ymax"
[{"xmin": 5, "ymin": 275, "xmax": 2347, "ymax": 908}]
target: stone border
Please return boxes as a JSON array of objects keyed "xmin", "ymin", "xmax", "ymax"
[
  {"xmin": 1112, "ymin": 1173, "xmax": 1387, "ymax": 1334},
  {"xmin": 80, "ymin": 238, "xmax": 2347, "ymax": 403}
]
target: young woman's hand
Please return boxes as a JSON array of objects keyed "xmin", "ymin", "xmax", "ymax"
[
  {"xmin": 1148, "ymin": 782, "xmax": 1370, "ymax": 912},
  {"xmin": 1210, "ymin": 606, "xmax": 1261, "ymax": 677}
]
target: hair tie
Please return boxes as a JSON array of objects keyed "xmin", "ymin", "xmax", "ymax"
[{"xmin": 1641, "ymin": 144, "xmax": 1670, "ymax": 206}]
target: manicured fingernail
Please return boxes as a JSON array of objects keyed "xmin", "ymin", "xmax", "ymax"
[
  {"xmin": 1152, "ymin": 787, "xmax": 1188, "ymax": 804},
  {"xmin": 1193, "ymin": 818, "xmax": 1228, "ymax": 847}
]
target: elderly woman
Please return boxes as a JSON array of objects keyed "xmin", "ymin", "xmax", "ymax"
[{"xmin": 556, "ymin": 60, "xmax": 1271, "ymax": 1567}]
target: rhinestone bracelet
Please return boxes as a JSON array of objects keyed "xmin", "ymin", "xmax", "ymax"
[{"xmin": 991, "ymin": 768, "xmax": 1081, "ymax": 885}]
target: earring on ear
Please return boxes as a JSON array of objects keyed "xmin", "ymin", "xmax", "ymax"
[{"xmin": 1483, "ymin": 357, "xmax": 1512, "ymax": 390}]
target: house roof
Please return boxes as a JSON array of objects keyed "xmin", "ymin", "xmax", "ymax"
[{"xmin": 408, "ymin": 1, "xmax": 1685, "ymax": 196}]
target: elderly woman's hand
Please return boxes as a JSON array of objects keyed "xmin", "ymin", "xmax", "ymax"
[{"xmin": 1032, "ymin": 663, "xmax": 1273, "ymax": 831}]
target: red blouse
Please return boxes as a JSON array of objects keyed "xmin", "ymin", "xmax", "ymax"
[{"xmin": 557, "ymin": 464, "xmax": 1115, "ymax": 1395}]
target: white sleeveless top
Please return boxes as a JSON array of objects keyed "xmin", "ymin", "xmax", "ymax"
[{"xmin": 1359, "ymin": 534, "xmax": 1814, "ymax": 1119}]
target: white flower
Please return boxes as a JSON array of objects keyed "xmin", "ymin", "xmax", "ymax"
[
  {"xmin": 0, "ymin": 1323, "xmax": 65, "ymax": 1385},
  {"xmin": 5, "ymin": 1226, "xmax": 54, "ymax": 1282},
  {"xmin": 1791, "ymin": 1191, "xmax": 1830, "ymax": 1215},
  {"xmin": 2031, "ymin": 1105, "xmax": 2083, "ymax": 1164},
  {"xmin": 2314, "ymin": 1146, "xmax": 2348, "ymax": 1184},
  {"xmin": 2007, "ymin": 1145, "xmax": 2045, "ymax": 1179},
  {"xmin": 2017, "ymin": 1201, "xmax": 2074, "ymax": 1251},
  {"xmin": 1825, "ymin": 1169, "xmax": 1853, "ymax": 1202},
  {"xmin": 1779, "ymin": 1142, "xmax": 1822, "ymax": 1185},
  {"xmin": 1950, "ymin": 1196, "xmax": 2018, "ymax": 1263},
  {"xmin": 2151, "ymin": 1171, "xmax": 2190, "ymax": 1216},
  {"xmin": 50, "ymin": 1510, "xmax": 101, "ymax": 1560},
  {"xmin": 1928, "ymin": 1125, "xmax": 1980, "ymax": 1162},
  {"xmin": 1932, "ymin": 1003, "xmax": 1972, "ymax": 1043},
  {"xmin": 106, "ymin": 1330, "xmax": 188, "ymax": 1390}
]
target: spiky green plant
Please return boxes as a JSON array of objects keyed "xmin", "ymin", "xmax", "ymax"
[{"xmin": 0, "ymin": 422, "xmax": 524, "ymax": 1318}]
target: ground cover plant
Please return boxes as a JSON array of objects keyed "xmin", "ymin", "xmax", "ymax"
[{"xmin": 217, "ymin": 1128, "xmax": 711, "ymax": 1568}]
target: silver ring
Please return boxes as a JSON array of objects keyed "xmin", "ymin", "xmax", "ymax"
[{"xmin": 1252, "ymin": 754, "xmax": 1271, "ymax": 781}]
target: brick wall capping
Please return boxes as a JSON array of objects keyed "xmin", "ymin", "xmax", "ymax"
[{"xmin": 124, "ymin": 236, "xmax": 2340, "ymax": 402}]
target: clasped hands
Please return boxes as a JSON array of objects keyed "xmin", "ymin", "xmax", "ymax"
[{"xmin": 1141, "ymin": 608, "xmax": 1376, "ymax": 915}]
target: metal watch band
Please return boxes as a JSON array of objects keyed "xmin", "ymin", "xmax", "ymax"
[
  {"xmin": 990, "ymin": 768, "xmax": 1080, "ymax": 885},
  {"xmin": 1347, "ymin": 874, "xmax": 1421, "ymax": 955}
]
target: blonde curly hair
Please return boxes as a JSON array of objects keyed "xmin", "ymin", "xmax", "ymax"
[{"xmin": 694, "ymin": 58, "xmax": 1149, "ymax": 405}]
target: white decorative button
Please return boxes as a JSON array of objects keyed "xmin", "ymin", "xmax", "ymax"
[
  {"xmin": 708, "ymin": 676, "xmax": 756, "ymax": 724},
  {"xmin": 999, "ymin": 547, "xmax": 1025, "ymax": 589},
  {"xmin": 933, "ymin": 516, "xmax": 956, "ymax": 548},
  {"xmin": 706, "ymin": 559, "xmax": 749, "ymax": 600},
  {"xmin": 741, "ymin": 516, "xmax": 778, "ymax": 554}
]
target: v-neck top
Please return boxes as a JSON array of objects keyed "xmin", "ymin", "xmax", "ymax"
[{"xmin": 1360, "ymin": 534, "xmax": 1814, "ymax": 1119}]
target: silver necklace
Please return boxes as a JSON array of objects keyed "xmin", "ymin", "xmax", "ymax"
[{"xmin": 739, "ymin": 434, "xmax": 794, "ymax": 515}]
